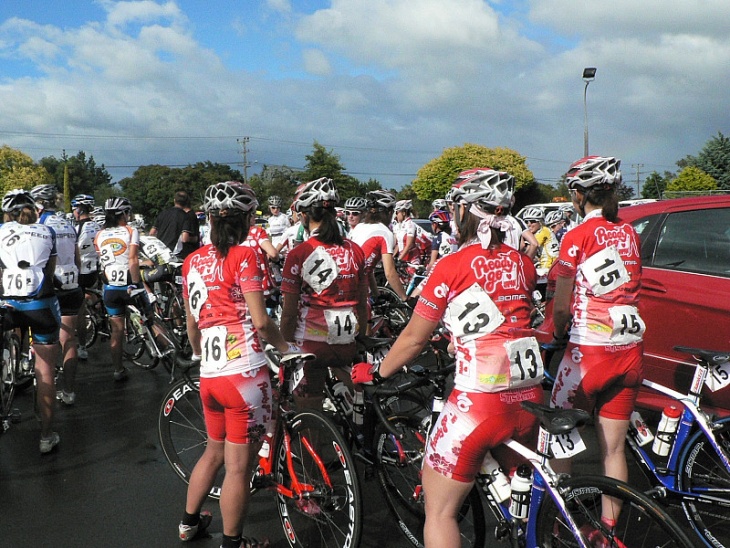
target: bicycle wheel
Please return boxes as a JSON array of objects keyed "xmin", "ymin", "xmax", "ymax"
[
  {"xmin": 1, "ymin": 332, "xmax": 21, "ymax": 419},
  {"xmin": 375, "ymin": 414, "xmax": 486, "ymax": 548},
  {"xmin": 678, "ymin": 416, "xmax": 730, "ymax": 547},
  {"xmin": 157, "ymin": 376, "xmax": 223, "ymax": 499},
  {"xmin": 536, "ymin": 474, "xmax": 695, "ymax": 547},
  {"xmin": 275, "ymin": 409, "xmax": 363, "ymax": 548},
  {"xmin": 82, "ymin": 310, "xmax": 98, "ymax": 348},
  {"xmin": 124, "ymin": 315, "xmax": 159, "ymax": 370}
]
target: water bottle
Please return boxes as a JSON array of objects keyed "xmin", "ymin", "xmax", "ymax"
[
  {"xmin": 352, "ymin": 387, "xmax": 365, "ymax": 426},
  {"xmin": 332, "ymin": 381, "xmax": 354, "ymax": 416},
  {"xmin": 652, "ymin": 405, "xmax": 682, "ymax": 457},
  {"xmin": 480, "ymin": 451, "xmax": 511, "ymax": 503},
  {"xmin": 258, "ymin": 433, "xmax": 272, "ymax": 459},
  {"xmin": 509, "ymin": 464, "xmax": 532, "ymax": 519},
  {"xmin": 629, "ymin": 411, "xmax": 654, "ymax": 446}
]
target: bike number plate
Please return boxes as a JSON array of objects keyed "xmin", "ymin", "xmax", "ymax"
[
  {"xmin": 706, "ymin": 360, "xmax": 730, "ymax": 392},
  {"xmin": 550, "ymin": 428, "xmax": 586, "ymax": 459}
]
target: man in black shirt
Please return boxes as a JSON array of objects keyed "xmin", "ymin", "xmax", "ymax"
[{"xmin": 149, "ymin": 190, "xmax": 199, "ymax": 259}]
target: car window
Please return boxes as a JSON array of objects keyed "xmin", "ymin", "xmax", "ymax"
[{"xmin": 653, "ymin": 207, "xmax": 730, "ymax": 277}]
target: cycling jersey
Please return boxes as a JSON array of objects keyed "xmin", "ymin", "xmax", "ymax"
[
  {"xmin": 431, "ymin": 231, "xmax": 458, "ymax": 259},
  {"xmin": 40, "ymin": 211, "xmax": 79, "ymax": 291},
  {"xmin": 501, "ymin": 216, "xmax": 525, "ymax": 251},
  {"xmin": 182, "ymin": 244, "xmax": 267, "ymax": 377},
  {"xmin": 393, "ymin": 217, "xmax": 419, "ymax": 263},
  {"xmin": 267, "ymin": 212, "xmax": 291, "ymax": 247},
  {"xmin": 534, "ymin": 226, "xmax": 559, "ymax": 270},
  {"xmin": 415, "ymin": 241, "xmax": 539, "ymax": 393},
  {"xmin": 280, "ymin": 237, "xmax": 367, "ymax": 344},
  {"xmin": 0, "ymin": 221, "xmax": 57, "ymax": 299},
  {"xmin": 94, "ymin": 225, "xmax": 140, "ymax": 287},
  {"xmin": 553, "ymin": 209, "xmax": 644, "ymax": 347},
  {"xmin": 139, "ymin": 234, "xmax": 174, "ymax": 265},
  {"xmin": 348, "ymin": 222, "xmax": 395, "ymax": 273},
  {"xmin": 76, "ymin": 218, "xmax": 101, "ymax": 275},
  {"xmin": 241, "ymin": 225, "xmax": 276, "ymax": 296},
  {"xmin": 279, "ymin": 222, "xmax": 308, "ymax": 255}
]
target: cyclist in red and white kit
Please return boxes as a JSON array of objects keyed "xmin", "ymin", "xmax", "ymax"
[
  {"xmin": 178, "ymin": 181, "xmax": 288, "ymax": 548},
  {"xmin": 393, "ymin": 199, "xmax": 423, "ymax": 264},
  {"xmin": 280, "ymin": 178, "xmax": 368, "ymax": 409},
  {"xmin": 352, "ymin": 169, "xmax": 542, "ymax": 548},
  {"xmin": 548, "ymin": 156, "xmax": 644, "ymax": 539},
  {"xmin": 348, "ymin": 189, "xmax": 407, "ymax": 300}
]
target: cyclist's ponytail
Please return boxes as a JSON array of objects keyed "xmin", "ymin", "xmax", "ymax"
[
  {"xmin": 583, "ymin": 187, "xmax": 619, "ymax": 223},
  {"xmin": 307, "ymin": 205, "xmax": 343, "ymax": 246},
  {"xmin": 210, "ymin": 210, "xmax": 250, "ymax": 258}
]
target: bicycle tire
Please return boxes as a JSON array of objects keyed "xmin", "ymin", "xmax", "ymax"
[
  {"xmin": 1, "ymin": 332, "xmax": 21, "ymax": 419},
  {"xmin": 82, "ymin": 311, "xmax": 98, "ymax": 348},
  {"xmin": 275, "ymin": 409, "xmax": 363, "ymax": 548},
  {"xmin": 535, "ymin": 474, "xmax": 695, "ymax": 547},
  {"xmin": 375, "ymin": 414, "xmax": 486, "ymax": 548},
  {"xmin": 125, "ymin": 314, "xmax": 159, "ymax": 370},
  {"xmin": 678, "ymin": 415, "xmax": 730, "ymax": 548},
  {"xmin": 157, "ymin": 375, "xmax": 224, "ymax": 499}
]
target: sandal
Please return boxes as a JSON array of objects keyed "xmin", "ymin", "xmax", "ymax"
[{"xmin": 240, "ymin": 536, "xmax": 270, "ymax": 548}]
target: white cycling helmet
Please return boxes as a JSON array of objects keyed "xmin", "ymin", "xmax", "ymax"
[
  {"xmin": 544, "ymin": 210, "xmax": 564, "ymax": 227},
  {"xmin": 394, "ymin": 199, "xmax": 412, "ymax": 212},
  {"xmin": 72, "ymin": 194, "xmax": 95, "ymax": 208},
  {"xmin": 2, "ymin": 189, "xmax": 36, "ymax": 213},
  {"xmin": 432, "ymin": 198, "xmax": 447, "ymax": 210},
  {"xmin": 104, "ymin": 197, "xmax": 132, "ymax": 215},
  {"xmin": 444, "ymin": 187, "xmax": 457, "ymax": 203},
  {"xmin": 521, "ymin": 207, "xmax": 545, "ymax": 222},
  {"xmin": 366, "ymin": 189, "xmax": 397, "ymax": 210},
  {"xmin": 344, "ymin": 196, "xmax": 368, "ymax": 211},
  {"xmin": 204, "ymin": 181, "xmax": 258, "ymax": 213},
  {"xmin": 451, "ymin": 169, "xmax": 514, "ymax": 212},
  {"xmin": 293, "ymin": 177, "xmax": 339, "ymax": 212},
  {"xmin": 268, "ymin": 195, "xmax": 283, "ymax": 208},
  {"xmin": 566, "ymin": 156, "xmax": 622, "ymax": 190}
]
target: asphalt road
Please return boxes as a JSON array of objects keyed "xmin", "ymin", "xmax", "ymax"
[{"xmin": 0, "ymin": 341, "xmax": 703, "ymax": 548}]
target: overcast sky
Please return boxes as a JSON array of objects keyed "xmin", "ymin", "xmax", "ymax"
[{"xmin": 1, "ymin": 0, "xmax": 728, "ymax": 192}]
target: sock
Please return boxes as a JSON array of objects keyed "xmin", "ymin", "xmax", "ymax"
[
  {"xmin": 221, "ymin": 534, "xmax": 242, "ymax": 548},
  {"xmin": 181, "ymin": 511, "xmax": 200, "ymax": 526}
]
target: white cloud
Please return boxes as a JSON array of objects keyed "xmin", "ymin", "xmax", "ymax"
[
  {"xmin": 302, "ymin": 48, "xmax": 331, "ymax": 75},
  {"xmin": 101, "ymin": 0, "xmax": 185, "ymax": 28}
]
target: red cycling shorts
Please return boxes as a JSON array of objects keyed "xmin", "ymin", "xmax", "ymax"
[
  {"xmin": 550, "ymin": 341, "xmax": 643, "ymax": 421},
  {"xmin": 199, "ymin": 366, "xmax": 273, "ymax": 444},
  {"xmin": 425, "ymin": 384, "xmax": 543, "ymax": 483}
]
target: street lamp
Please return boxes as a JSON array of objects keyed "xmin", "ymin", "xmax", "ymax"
[{"xmin": 582, "ymin": 67, "xmax": 597, "ymax": 157}]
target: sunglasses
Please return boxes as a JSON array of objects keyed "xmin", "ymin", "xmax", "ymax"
[
  {"xmin": 345, "ymin": 210, "xmax": 361, "ymax": 216},
  {"xmin": 270, "ymin": 206, "xmax": 281, "ymax": 209}
]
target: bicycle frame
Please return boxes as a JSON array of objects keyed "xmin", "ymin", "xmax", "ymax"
[{"xmin": 627, "ymin": 361, "xmax": 730, "ymax": 499}]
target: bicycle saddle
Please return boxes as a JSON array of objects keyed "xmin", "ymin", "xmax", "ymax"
[
  {"xmin": 674, "ymin": 345, "xmax": 730, "ymax": 364},
  {"xmin": 521, "ymin": 401, "xmax": 591, "ymax": 435}
]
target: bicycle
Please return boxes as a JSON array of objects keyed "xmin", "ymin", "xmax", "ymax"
[
  {"xmin": 625, "ymin": 345, "xmax": 730, "ymax": 547},
  {"xmin": 367, "ymin": 356, "xmax": 695, "ymax": 547},
  {"xmin": 158, "ymin": 348, "xmax": 363, "ymax": 548},
  {"xmin": 1, "ymin": 306, "xmax": 24, "ymax": 432}
]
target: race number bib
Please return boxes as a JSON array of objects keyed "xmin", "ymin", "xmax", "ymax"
[
  {"xmin": 446, "ymin": 283, "xmax": 504, "ymax": 342},
  {"xmin": 582, "ymin": 246, "xmax": 630, "ymax": 296},
  {"xmin": 608, "ymin": 305, "xmax": 645, "ymax": 345},
  {"xmin": 550, "ymin": 428, "xmax": 586, "ymax": 459},
  {"xmin": 504, "ymin": 337, "xmax": 544, "ymax": 389},
  {"xmin": 2, "ymin": 266, "xmax": 43, "ymax": 297},
  {"xmin": 302, "ymin": 247, "xmax": 339, "ymax": 294},
  {"xmin": 201, "ymin": 325, "xmax": 227, "ymax": 370},
  {"xmin": 186, "ymin": 268, "xmax": 208, "ymax": 321},
  {"xmin": 324, "ymin": 308, "xmax": 357, "ymax": 344},
  {"xmin": 80, "ymin": 257, "xmax": 98, "ymax": 275},
  {"xmin": 55, "ymin": 264, "xmax": 80, "ymax": 290},
  {"xmin": 99, "ymin": 244, "xmax": 116, "ymax": 269},
  {"xmin": 105, "ymin": 265, "xmax": 127, "ymax": 286}
]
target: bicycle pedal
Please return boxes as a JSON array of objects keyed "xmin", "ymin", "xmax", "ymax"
[{"xmin": 251, "ymin": 473, "xmax": 275, "ymax": 490}]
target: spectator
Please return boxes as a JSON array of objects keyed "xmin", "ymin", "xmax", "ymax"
[{"xmin": 149, "ymin": 190, "xmax": 198, "ymax": 260}]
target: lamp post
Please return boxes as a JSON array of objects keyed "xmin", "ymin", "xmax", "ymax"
[{"xmin": 582, "ymin": 67, "xmax": 597, "ymax": 157}]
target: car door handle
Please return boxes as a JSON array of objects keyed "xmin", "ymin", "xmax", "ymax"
[{"xmin": 641, "ymin": 279, "xmax": 667, "ymax": 293}]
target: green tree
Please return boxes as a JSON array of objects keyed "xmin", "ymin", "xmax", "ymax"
[
  {"xmin": 0, "ymin": 145, "xmax": 53, "ymax": 195},
  {"xmin": 678, "ymin": 132, "xmax": 730, "ymax": 190},
  {"xmin": 39, "ymin": 150, "xmax": 113, "ymax": 206},
  {"xmin": 641, "ymin": 171, "xmax": 674, "ymax": 199},
  {"xmin": 412, "ymin": 144, "xmax": 534, "ymax": 202},
  {"xmin": 247, "ymin": 165, "xmax": 300, "ymax": 211},
  {"xmin": 665, "ymin": 166, "xmax": 717, "ymax": 194},
  {"xmin": 118, "ymin": 162, "xmax": 243, "ymax": 222}
]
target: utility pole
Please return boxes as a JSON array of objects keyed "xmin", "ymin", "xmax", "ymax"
[
  {"xmin": 237, "ymin": 137, "xmax": 251, "ymax": 183},
  {"xmin": 631, "ymin": 163, "xmax": 644, "ymax": 198}
]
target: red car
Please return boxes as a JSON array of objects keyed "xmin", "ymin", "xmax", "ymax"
[{"xmin": 617, "ymin": 195, "xmax": 730, "ymax": 414}]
